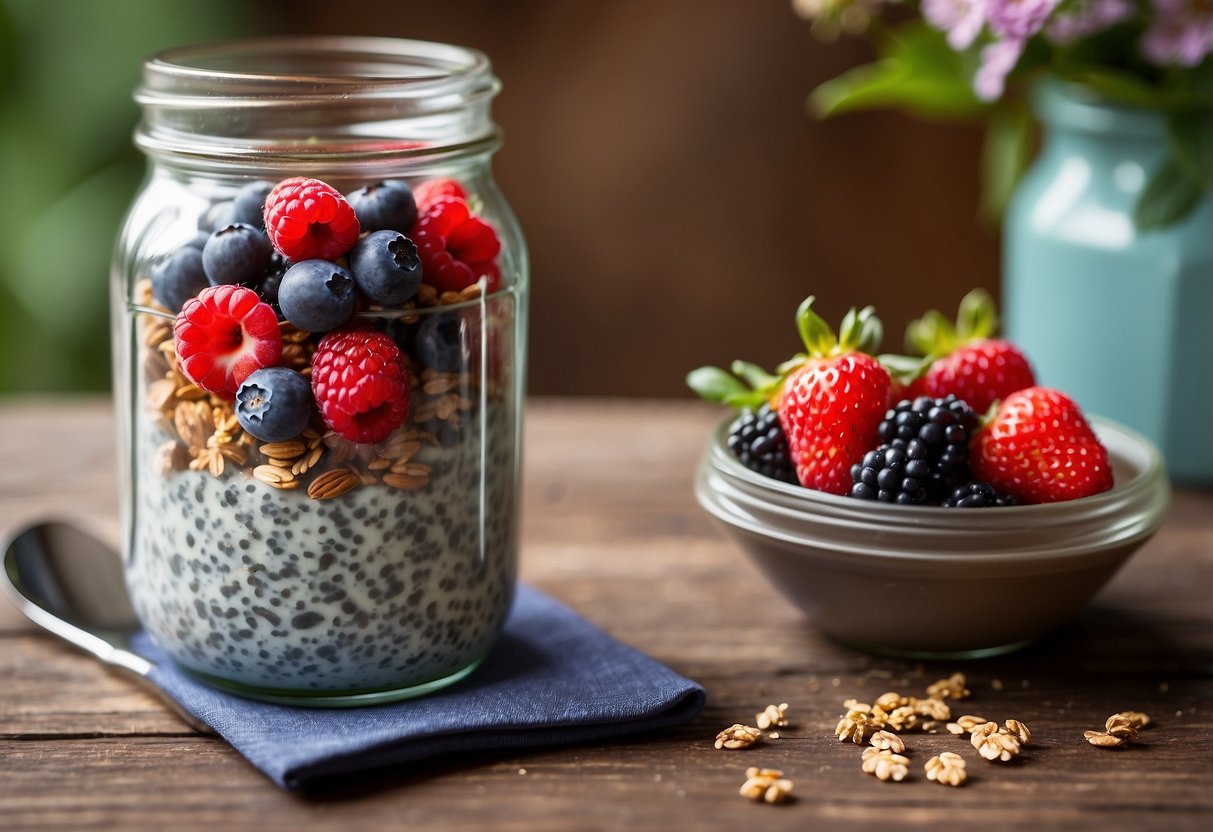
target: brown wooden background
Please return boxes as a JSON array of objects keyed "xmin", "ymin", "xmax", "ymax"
[{"xmin": 259, "ymin": 0, "xmax": 999, "ymax": 397}]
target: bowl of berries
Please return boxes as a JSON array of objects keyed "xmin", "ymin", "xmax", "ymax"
[{"xmin": 690, "ymin": 292, "xmax": 1170, "ymax": 658}]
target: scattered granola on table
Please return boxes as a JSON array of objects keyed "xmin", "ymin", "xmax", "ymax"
[
  {"xmin": 755, "ymin": 703, "xmax": 790, "ymax": 731},
  {"xmin": 739, "ymin": 767, "xmax": 794, "ymax": 804},
  {"xmin": 861, "ymin": 747, "xmax": 910, "ymax": 782},
  {"xmin": 715, "ymin": 724, "xmax": 763, "ymax": 750},
  {"xmin": 1085, "ymin": 711, "xmax": 1151, "ymax": 748},
  {"xmin": 868, "ymin": 730, "xmax": 905, "ymax": 753},
  {"xmin": 926, "ymin": 672, "xmax": 971, "ymax": 700},
  {"xmin": 924, "ymin": 752, "xmax": 968, "ymax": 787},
  {"xmin": 946, "ymin": 714, "xmax": 992, "ymax": 735},
  {"xmin": 970, "ymin": 721, "xmax": 1023, "ymax": 762}
]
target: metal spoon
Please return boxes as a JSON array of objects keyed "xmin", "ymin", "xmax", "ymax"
[{"xmin": 2, "ymin": 520, "xmax": 211, "ymax": 732}]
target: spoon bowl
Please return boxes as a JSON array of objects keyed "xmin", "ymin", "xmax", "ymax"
[{"xmin": 2, "ymin": 520, "xmax": 209, "ymax": 730}]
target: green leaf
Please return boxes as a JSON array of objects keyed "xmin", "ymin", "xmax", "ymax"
[
  {"xmin": 730, "ymin": 360, "xmax": 780, "ymax": 394},
  {"xmin": 1168, "ymin": 109, "xmax": 1213, "ymax": 190},
  {"xmin": 851, "ymin": 306, "xmax": 884, "ymax": 355},
  {"xmin": 980, "ymin": 103, "xmax": 1034, "ymax": 224},
  {"xmin": 956, "ymin": 288, "xmax": 997, "ymax": 341},
  {"xmin": 1133, "ymin": 155, "xmax": 1204, "ymax": 230},
  {"xmin": 686, "ymin": 366, "xmax": 747, "ymax": 404},
  {"xmin": 795, "ymin": 296, "xmax": 836, "ymax": 357},
  {"xmin": 878, "ymin": 353, "xmax": 932, "ymax": 387},
  {"xmin": 905, "ymin": 309, "xmax": 954, "ymax": 356},
  {"xmin": 809, "ymin": 22, "xmax": 987, "ymax": 122}
]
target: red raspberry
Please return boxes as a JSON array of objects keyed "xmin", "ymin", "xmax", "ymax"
[
  {"xmin": 173, "ymin": 285, "xmax": 282, "ymax": 399},
  {"xmin": 412, "ymin": 197, "xmax": 501, "ymax": 293},
  {"xmin": 263, "ymin": 177, "xmax": 361, "ymax": 262},
  {"xmin": 413, "ymin": 177, "xmax": 468, "ymax": 212},
  {"xmin": 311, "ymin": 328, "xmax": 411, "ymax": 444}
]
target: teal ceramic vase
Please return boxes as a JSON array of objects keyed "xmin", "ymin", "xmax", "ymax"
[{"xmin": 1004, "ymin": 79, "xmax": 1213, "ymax": 484}]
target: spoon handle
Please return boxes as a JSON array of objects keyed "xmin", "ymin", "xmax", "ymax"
[
  {"xmin": 3, "ymin": 571, "xmax": 214, "ymax": 734},
  {"xmin": 102, "ymin": 662, "xmax": 217, "ymax": 735}
]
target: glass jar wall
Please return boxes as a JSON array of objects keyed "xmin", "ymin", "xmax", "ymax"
[{"xmin": 112, "ymin": 38, "xmax": 527, "ymax": 705}]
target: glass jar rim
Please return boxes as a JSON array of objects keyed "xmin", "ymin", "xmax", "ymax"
[
  {"xmin": 136, "ymin": 36, "xmax": 496, "ymax": 107},
  {"xmin": 134, "ymin": 36, "xmax": 501, "ymax": 169}
]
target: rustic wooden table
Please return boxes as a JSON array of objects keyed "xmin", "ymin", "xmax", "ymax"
[{"xmin": 1, "ymin": 397, "xmax": 1210, "ymax": 831}]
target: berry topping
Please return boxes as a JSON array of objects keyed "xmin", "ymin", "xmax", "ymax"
[
  {"xmin": 870, "ymin": 395, "xmax": 979, "ymax": 502},
  {"xmin": 311, "ymin": 328, "xmax": 411, "ymax": 444},
  {"xmin": 413, "ymin": 177, "xmax": 468, "ymax": 212},
  {"xmin": 348, "ymin": 230, "xmax": 423, "ymax": 306},
  {"xmin": 346, "ymin": 180, "xmax": 417, "ymax": 233},
  {"xmin": 173, "ymin": 285, "xmax": 282, "ymax": 399},
  {"xmin": 726, "ymin": 403, "xmax": 797, "ymax": 484},
  {"xmin": 971, "ymin": 386, "xmax": 1114, "ymax": 504},
  {"xmin": 263, "ymin": 177, "xmax": 361, "ymax": 262},
  {"xmin": 777, "ymin": 299, "xmax": 892, "ymax": 495},
  {"xmin": 412, "ymin": 197, "xmax": 501, "ymax": 293},
  {"xmin": 257, "ymin": 252, "xmax": 290, "ymax": 313},
  {"xmin": 850, "ymin": 445, "xmax": 930, "ymax": 504},
  {"xmin": 940, "ymin": 482, "xmax": 1018, "ymax": 508},
  {"xmin": 414, "ymin": 311, "xmax": 471, "ymax": 373},
  {"xmin": 231, "ymin": 180, "xmax": 273, "ymax": 229},
  {"xmin": 202, "ymin": 223, "xmax": 273, "ymax": 287},
  {"xmin": 235, "ymin": 367, "xmax": 313, "ymax": 443},
  {"xmin": 150, "ymin": 246, "xmax": 209, "ymax": 314},
  {"xmin": 184, "ymin": 229, "xmax": 211, "ymax": 251},
  {"xmin": 203, "ymin": 200, "xmax": 237, "ymax": 232},
  {"xmin": 277, "ymin": 259, "xmax": 357, "ymax": 333},
  {"xmin": 905, "ymin": 289, "xmax": 1036, "ymax": 412}
]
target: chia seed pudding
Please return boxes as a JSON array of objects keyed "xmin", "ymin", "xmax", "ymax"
[{"xmin": 128, "ymin": 400, "xmax": 518, "ymax": 695}]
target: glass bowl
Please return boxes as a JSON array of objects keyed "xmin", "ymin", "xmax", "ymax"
[{"xmin": 694, "ymin": 415, "xmax": 1170, "ymax": 659}]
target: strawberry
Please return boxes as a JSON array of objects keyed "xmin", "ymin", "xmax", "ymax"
[
  {"xmin": 685, "ymin": 298, "xmax": 890, "ymax": 495},
  {"xmin": 971, "ymin": 386, "xmax": 1114, "ymax": 504},
  {"xmin": 776, "ymin": 298, "xmax": 892, "ymax": 495},
  {"xmin": 905, "ymin": 289, "xmax": 1035, "ymax": 413}
]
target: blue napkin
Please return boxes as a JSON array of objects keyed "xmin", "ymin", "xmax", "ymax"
[{"xmin": 130, "ymin": 584, "xmax": 705, "ymax": 790}]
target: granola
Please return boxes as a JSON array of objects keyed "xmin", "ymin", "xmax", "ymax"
[
  {"xmin": 739, "ymin": 767, "xmax": 793, "ymax": 804},
  {"xmin": 716, "ymin": 724, "xmax": 763, "ymax": 750}
]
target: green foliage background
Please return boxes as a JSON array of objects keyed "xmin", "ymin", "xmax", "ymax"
[{"xmin": 0, "ymin": 0, "xmax": 242, "ymax": 392}]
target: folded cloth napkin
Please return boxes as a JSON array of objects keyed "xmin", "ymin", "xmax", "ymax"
[{"xmin": 130, "ymin": 584, "xmax": 705, "ymax": 790}]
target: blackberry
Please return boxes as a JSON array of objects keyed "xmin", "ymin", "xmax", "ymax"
[
  {"xmin": 726, "ymin": 404, "xmax": 797, "ymax": 484},
  {"xmin": 941, "ymin": 482, "xmax": 1018, "ymax": 508},
  {"xmin": 875, "ymin": 395, "xmax": 979, "ymax": 502},
  {"xmin": 849, "ymin": 445, "xmax": 930, "ymax": 504}
]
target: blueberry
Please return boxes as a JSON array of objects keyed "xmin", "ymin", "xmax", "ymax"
[
  {"xmin": 235, "ymin": 367, "xmax": 313, "ymax": 443},
  {"xmin": 346, "ymin": 180, "xmax": 417, "ymax": 233},
  {"xmin": 203, "ymin": 223, "xmax": 273, "ymax": 287},
  {"xmin": 348, "ymin": 230, "xmax": 423, "ymax": 306},
  {"xmin": 415, "ymin": 312, "xmax": 470, "ymax": 372},
  {"xmin": 150, "ymin": 246, "xmax": 209, "ymax": 313},
  {"xmin": 258, "ymin": 253, "xmax": 291, "ymax": 313},
  {"xmin": 203, "ymin": 200, "xmax": 237, "ymax": 231},
  {"xmin": 184, "ymin": 230, "xmax": 211, "ymax": 250},
  {"xmin": 278, "ymin": 259, "xmax": 356, "ymax": 332},
  {"xmin": 231, "ymin": 180, "xmax": 272, "ymax": 229}
]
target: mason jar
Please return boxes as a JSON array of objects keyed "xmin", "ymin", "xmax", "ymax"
[{"xmin": 111, "ymin": 37, "xmax": 527, "ymax": 705}]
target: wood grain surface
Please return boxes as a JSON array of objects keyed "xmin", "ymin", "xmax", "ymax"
[{"xmin": 1, "ymin": 397, "xmax": 1210, "ymax": 831}]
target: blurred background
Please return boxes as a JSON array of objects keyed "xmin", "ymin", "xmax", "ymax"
[{"xmin": 0, "ymin": 0, "xmax": 998, "ymax": 397}]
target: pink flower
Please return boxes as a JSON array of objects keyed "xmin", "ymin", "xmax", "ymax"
[
  {"xmin": 974, "ymin": 38, "xmax": 1026, "ymax": 100},
  {"xmin": 1045, "ymin": 0, "xmax": 1135, "ymax": 45},
  {"xmin": 986, "ymin": 0, "xmax": 1063, "ymax": 40},
  {"xmin": 1141, "ymin": 0, "xmax": 1213, "ymax": 67},
  {"xmin": 923, "ymin": 0, "xmax": 989, "ymax": 50}
]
